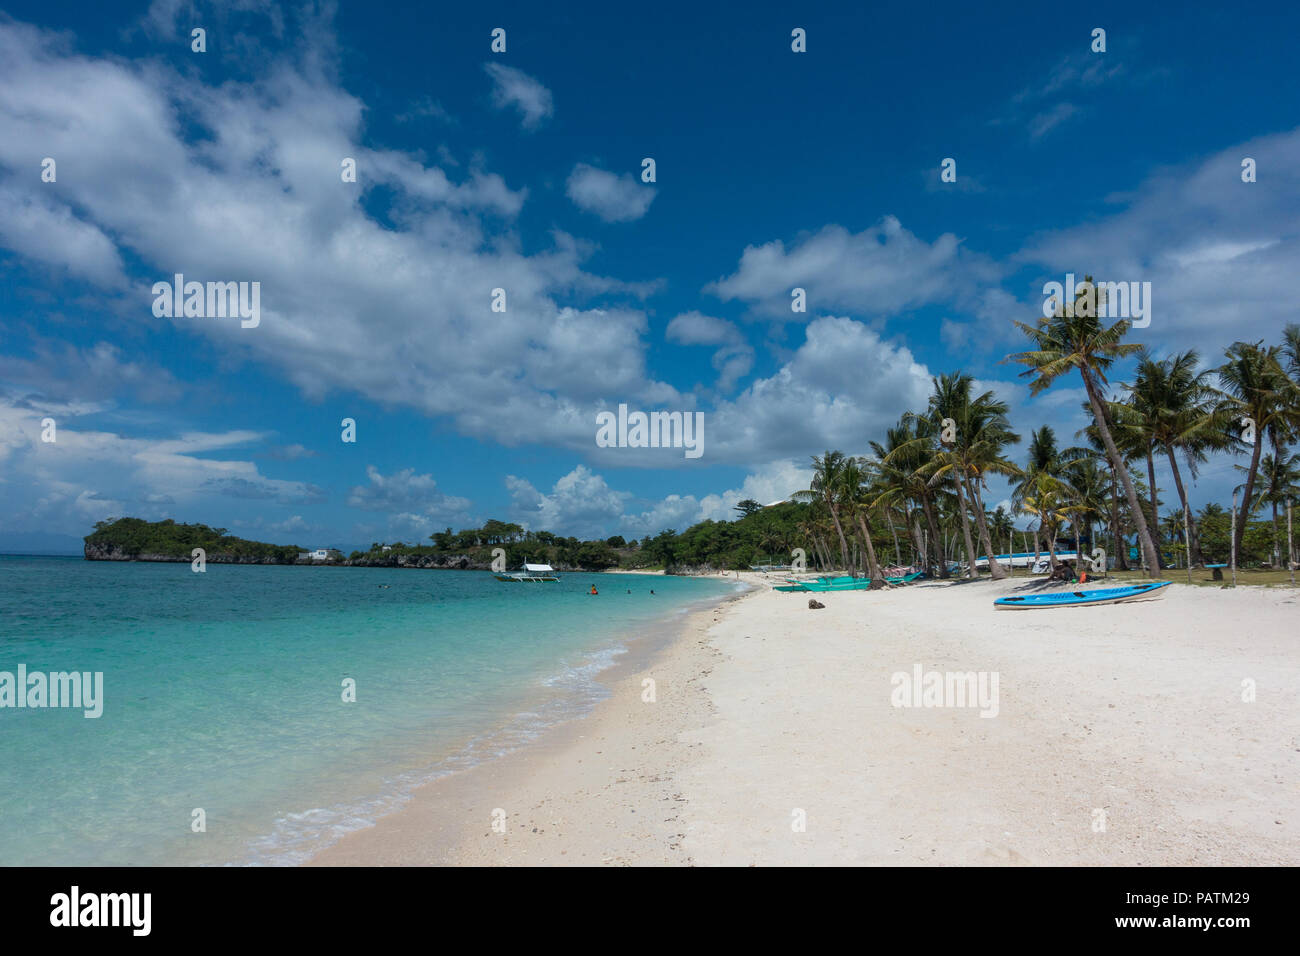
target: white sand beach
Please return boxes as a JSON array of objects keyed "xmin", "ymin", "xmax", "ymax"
[{"xmin": 309, "ymin": 574, "xmax": 1299, "ymax": 866}]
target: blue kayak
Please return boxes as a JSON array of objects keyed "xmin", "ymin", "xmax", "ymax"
[{"xmin": 994, "ymin": 581, "xmax": 1171, "ymax": 609}]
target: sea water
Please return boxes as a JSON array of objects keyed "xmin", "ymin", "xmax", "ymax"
[{"xmin": 0, "ymin": 556, "xmax": 738, "ymax": 865}]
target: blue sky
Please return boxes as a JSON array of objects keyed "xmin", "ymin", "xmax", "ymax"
[{"xmin": 1, "ymin": 0, "xmax": 1298, "ymax": 553}]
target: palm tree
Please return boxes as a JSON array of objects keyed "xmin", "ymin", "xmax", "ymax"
[
  {"xmin": 1020, "ymin": 472, "xmax": 1073, "ymax": 571},
  {"xmin": 988, "ymin": 506, "xmax": 1015, "ymax": 569},
  {"xmin": 1013, "ymin": 426, "xmax": 1061, "ymax": 562},
  {"xmin": 922, "ymin": 373, "xmax": 981, "ymax": 578},
  {"xmin": 1239, "ymin": 449, "xmax": 1300, "ymax": 567},
  {"xmin": 1215, "ymin": 342, "xmax": 1300, "ymax": 561},
  {"xmin": 1008, "ymin": 277, "xmax": 1163, "ymax": 575},
  {"xmin": 875, "ymin": 418, "xmax": 948, "ymax": 577},
  {"xmin": 959, "ymin": 392, "xmax": 1021, "ymax": 580},
  {"xmin": 1118, "ymin": 350, "xmax": 1225, "ymax": 566},
  {"xmin": 840, "ymin": 457, "xmax": 886, "ymax": 588},
  {"xmin": 1283, "ymin": 323, "xmax": 1300, "ymax": 379},
  {"xmin": 1062, "ymin": 454, "xmax": 1109, "ymax": 566}
]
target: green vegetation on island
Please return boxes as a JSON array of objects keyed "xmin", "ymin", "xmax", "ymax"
[{"xmin": 85, "ymin": 518, "xmax": 304, "ymax": 563}]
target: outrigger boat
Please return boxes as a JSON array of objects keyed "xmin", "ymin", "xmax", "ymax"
[
  {"xmin": 775, "ymin": 570, "xmax": 925, "ymax": 592},
  {"xmin": 494, "ymin": 561, "xmax": 559, "ymax": 583},
  {"xmin": 993, "ymin": 580, "xmax": 1170, "ymax": 609}
]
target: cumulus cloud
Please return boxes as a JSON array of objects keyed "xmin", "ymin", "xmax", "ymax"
[
  {"xmin": 0, "ymin": 17, "xmax": 682, "ymax": 458},
  {"xmin": 347, "ymin": 465, "xmax": 472, "ymax": 522},
  {"xmin": 665, "ymin": 311, "xmax": 753, "ymax": 392},
  {"xmin": 484, "ymin": 62, "xmax": 553, "ymax": 130},
  {"xmin": 1017, "ymin": 126, "xmax": 1300, "ymax": 355},
  {"xmin": 707, "ymin": 217, "xmax": 1002, "ymax": 320},
  {"xmin": 566, "ymin": 163, "xmax": 655, "ymax": 222},
  {"xmin": 503, "ymin": 460, "xmax": 815, "ymax": 540},
  {"xmin": 0, "ymin": 395, "xmax": 322, "ymax": 534}
]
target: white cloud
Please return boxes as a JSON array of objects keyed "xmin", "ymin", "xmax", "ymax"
[
  {"xmin": 347, "ymin": 465, "xmax": 472, "ymax": 524},
  {"xmin": 504, "ymin": 460, "xmax": 814, "ymax": 540},
  {"xmin": 484, "ymin": 62, "xmax": 553, "ymax": 130},
  {"xmin": 566, "ymin": 163, "xmax": 655, "ymax": 222},
  {"xmin": 1018, "ymin": 126, "xmax": 1300, "ymax": 355},
  {"xmin": 0, "ymin": 394, "xmax": 322, "ymax": 534},
  {"xmin": 707, "ymin": 217, "xmax": 1002, "ymax": 319},
  {"xmin": 665, "ymin": 312, "xmax": 753, "ymax": 392},
  {"xmin": 0, "ymin": 19, "xmax": 683, "ymax": 457}
]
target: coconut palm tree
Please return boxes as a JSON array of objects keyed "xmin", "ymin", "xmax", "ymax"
[
  {"xmin": 1020, "ymin": 472, "xmax": 1073, "ymax": 572},
  {"xmin": 1062, "ymin": 454, "xmax": 1109, "ymax": 566},
  {"xmin": 1012, "ymin": 426, "xmax": 1061, "ymax": 562},
  {"xmin": 988, "ymin": 505, "xmax": 1015, "ymax": 569},
  {"xmin": 1215, "ymin": 342, "xmax": 1300, "ymax": 561},
  {"xmin": 1237, "ymin": 449, "xmax": 1300, "ymax": 567},
  {"xmin": 1283, "ymin": 323, "xmax": 1300, "ymax": 379},
  {"xmin": 792, "ymin": 451, "xmax": 855, "ymax": 570},
  {"xmin": 875, "ymin": 417, "xmax": 948, "ymax": 577},
  {"xmin": 1117, "ymin": 350, "xmax": 1226, "ymax": 566},
  {"xmin": 922, "ymin": 373, "xmax": 981, "ymax": 579},
  {"xmin": 1008, "ymin": 277, "xmax": 1163, "ymax": 575},
  {"xmin": 840, "ymin": 457, "xmax": 886, "ymax": 588}
]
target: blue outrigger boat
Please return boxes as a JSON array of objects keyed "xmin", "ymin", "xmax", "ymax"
[
  {"xmin": 774, "ymin": 571, "xmax": 925, "ymax": 593},
  {"xmin": 994, "ymin": 580, "xmax": 1171, "ymax": 609}
]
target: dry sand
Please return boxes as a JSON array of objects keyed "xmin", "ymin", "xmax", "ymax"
[{"xmin": 308, "ymin": 573, "xmax": 1299, "ymax": 866}]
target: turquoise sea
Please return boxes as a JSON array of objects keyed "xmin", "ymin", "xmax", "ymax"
[{"xmin": 0, "ymin": 556, "xmax": 739, "ymax": 866}]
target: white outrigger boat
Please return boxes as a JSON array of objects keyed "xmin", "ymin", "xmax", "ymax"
[{"xmin": 494, "ymin": 561, "xmax": 559, "ymax": 583}]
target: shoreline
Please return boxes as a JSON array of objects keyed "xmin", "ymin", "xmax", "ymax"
[
  {"xmin": 303, "ymin": 574, "xmax": 753, "ymax": 866},
  {"xmin": 309, "ymin": 572, "xmax": 1299, "ymax": 866},
  {"xmin": 306, "ymin": 575, "xmax": 753, "ymax": 865}
]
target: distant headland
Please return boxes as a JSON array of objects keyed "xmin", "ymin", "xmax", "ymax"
[{"xmin": 80, "ymin": 507, "xmax": 816, "ymax": 573}]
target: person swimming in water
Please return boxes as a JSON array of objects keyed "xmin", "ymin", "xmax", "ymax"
[{"xmin": 590, "ymin": 584, "xmax": 599, "ymax": 595}]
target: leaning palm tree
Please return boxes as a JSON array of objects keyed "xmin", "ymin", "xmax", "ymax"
[
  {"xmin": 1007, "ymin": 277, "xmax": 1163, "ymax": 575},
  {"xmin": 793, "ymin": 451, "xmax": 855, "ymax": 570},
  {"xmin": 1215, "ymin": 341, "xmax": 1300, "ymax": 561}
]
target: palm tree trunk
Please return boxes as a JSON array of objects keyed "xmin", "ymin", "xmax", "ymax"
[
  {"xmin": 920, "ymin": 493, "xmax": 947, "ymax": 578},
  {"xmin": 1163, "ymin": 444, "xmax": 1200, "ymax": 566},
  {"xmin": 965, "ymin": 478, "xmax": 1007, "ymax": 579},
  {"xmin": 1271, "ymin": 500, "xmax": 1280, "ymax": 568},
  {"xmin": 1106, "ymin": 461, "xmax": 1128, "ymax": 571},
  {"xmin": 886, "ymin": 508, "xmax": 902, "ymax": 567},
  {"xmin": 817, "ymin": 535, "xmax": 833, "ymax": 572},
  {"xmin": 1236, "ymin": 436, "xmax": 1264, "ymax": 562},
  {"xmin": 827, "ymin": 504, "xmax": 851, "ymax": 570},
  {"xmin": 1145, "ymin": 445, "xmax": 1163, "ymax": 568},
  {"xmin": 1083, "ymin": 371, "xmax": 1161, "ymax": 574},
  {"xmin": 952, "ymin": 473, "xmax": 977, "ymax": 579},
  {"xmin": 855, "ymin": 513, "xmax": 885, "ymax": 589}
]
